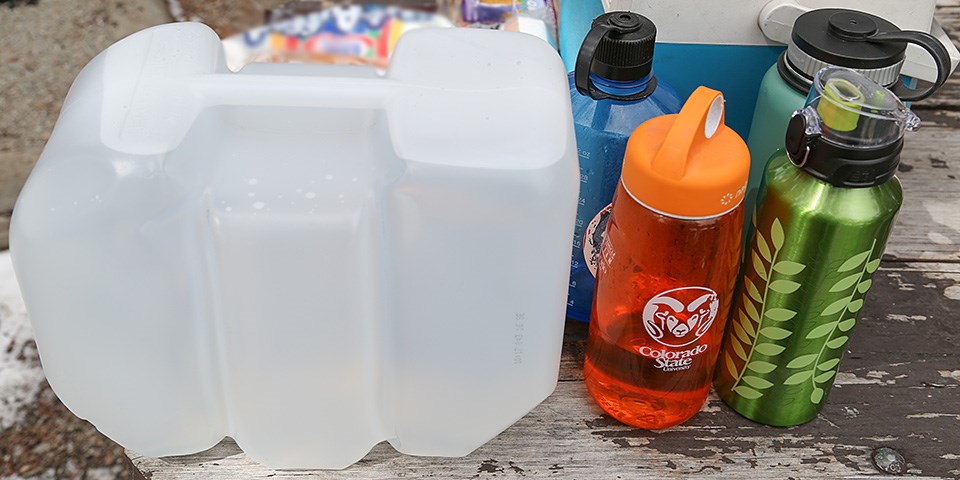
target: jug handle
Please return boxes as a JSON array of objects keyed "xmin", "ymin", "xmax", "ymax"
[
  {"xmin": 869, "ymin": 31, "xmax": 952, "ymax": 102},
  {"xmin": 191, "ymin": 75, "xmax": 401, "ymax": 109},
  {"xmin": 650, "ymin": 87, "xmax": 725, "ymax": 180}
]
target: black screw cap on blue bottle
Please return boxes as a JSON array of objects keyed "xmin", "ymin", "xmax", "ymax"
[{"xmin": 575, "ymin": 12, "xmax": 658, "ymax": 101}]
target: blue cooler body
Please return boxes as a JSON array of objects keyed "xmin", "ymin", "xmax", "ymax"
[
  {"xmin": 653, "ymin": 43, "xmax": 784, "ymax": 136},
  {"xmin": 558, "ymin": 0, "xmax": 606, "ymax": 73}
]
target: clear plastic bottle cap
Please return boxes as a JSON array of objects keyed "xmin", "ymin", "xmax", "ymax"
[{"xmin": 798, "ymin": 67, "xmax": 920, "ymax": 149}]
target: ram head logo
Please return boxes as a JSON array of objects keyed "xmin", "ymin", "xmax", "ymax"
[{"xmin": 641, "ymin": 287, "xmax": 719, "ymax": 348}]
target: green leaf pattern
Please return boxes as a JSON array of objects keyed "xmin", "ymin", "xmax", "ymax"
[
  {"xmin": 754, "ymin": 343, "xmax": 786, "ymax": 356},
  {"xmin": 810, "ymin": 387, "xmax": 824, "ymax": 404},
  {"xmin": 742, "ymin": 375, "xmax": 774, "ymax": 390},
  {"xmin": 770, "ymin": 280, "xmax": 801, "ymax": 294},
  {"xmin": 764, "ymin": 308, "xmax": 797, "ymax": 321},
  {"xmin": 773, "ymin": 261, "xmax": 805, "ymax": 275},
  {"xmin": 734, "ymin": 385, "xmax": 763, "ymax": 399},
  {"xmin": 760, "ymin": 326, "xmax": 792, "ymax": 340},
  {"xmin": 784, "ymin": 370, "xmax": 813, "ymax": 385},
  {"xmin": 757, "ymin": 232, "xmax": 772, "ymax": 262},
  {"xmin": 786, "ymin": 238, "xmax": 881, "ymax": 405},
  {"xmin": 817, "ymin": 358, "xmax": 841, "ymax": 371},
  {"xmin": 726, "ymin": 218, "xmax": 805, "ymax": 399},
  {"xmin": 725, "ymin": 218, "xmax": 883, "ymax": 407},
  {"xmin": 839, "ymin": 251, "xmax": 871, "ymax": 272},
  {"xmin": 745, "ymin": 278, "xmax": 763, "ymax": 303}
]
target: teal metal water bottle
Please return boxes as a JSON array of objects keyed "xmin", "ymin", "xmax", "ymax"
[
  {"xmin": 743, "ymin": 8, "xmax": 951, "ymax": 232},
  {"xmin": 715, "ymin": 67, "xmax": 920, "ymax": 426}
]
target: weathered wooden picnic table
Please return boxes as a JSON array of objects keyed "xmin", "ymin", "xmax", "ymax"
[{"xmin": 128, "ymin": 4, "xmax": 960, "ymax": 479}]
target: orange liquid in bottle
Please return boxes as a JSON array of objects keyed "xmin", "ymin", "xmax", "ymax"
[{"xmin": 584, "ymin": 184, "xmax": 742, "ymax": 429}]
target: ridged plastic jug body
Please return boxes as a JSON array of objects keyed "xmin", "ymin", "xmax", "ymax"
[
  {"xmin": 10, "ymin": 24, "xmax": 579, "ymax": 469},
  {"xmin": 566, "ymin": 74, "xmax": 681, "ymax": 322}
]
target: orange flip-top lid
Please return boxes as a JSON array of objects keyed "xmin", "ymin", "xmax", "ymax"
[{"xmin": 621, "ymin": 87, "xmax": 750, "ymax": 219}]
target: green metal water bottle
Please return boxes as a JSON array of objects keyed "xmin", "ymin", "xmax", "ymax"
[{"xmin": 714, "ymin": 67, "xmax": 920, "ymax": 426}]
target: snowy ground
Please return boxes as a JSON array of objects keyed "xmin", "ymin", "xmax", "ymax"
[
  {"xmin": 2, "ymin": 0, "xmax": 175, "ymax": 473},
  {"xmin": 0, "ymin": 0, "xmax": 318, "ymax": 477},
  {"xmin": 0, "ymin": 252, "xmax": 42, "ymax": 431},
  {"xmin": 0, "ymin": 251, "xmax": 125, "ymax": 479}
]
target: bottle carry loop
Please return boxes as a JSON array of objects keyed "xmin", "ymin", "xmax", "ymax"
[
  {"xmin": 651, "ymin": 89, "xmax": 725, "ymax": 180},
  {"xmin": 870, "ymin": 30, "xmax": 952, "ymax": 101}
]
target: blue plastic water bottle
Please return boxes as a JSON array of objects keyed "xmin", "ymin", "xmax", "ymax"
[{"xmin": 566, "ymin": 12, "xmax": 682, "ymax": 322}]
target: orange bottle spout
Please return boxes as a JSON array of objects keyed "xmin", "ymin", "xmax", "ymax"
[{"xmin": 622, "ymin": 86, "xmax": 749, "ymax": 218}]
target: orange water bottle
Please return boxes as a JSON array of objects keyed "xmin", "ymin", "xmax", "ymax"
[{"xmin": 584, "ymin": 87, "xmax": 749, "ymax": 429}]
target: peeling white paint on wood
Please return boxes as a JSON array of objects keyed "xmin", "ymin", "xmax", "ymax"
[
  {"xmin": 834, "ymin": 372, "xmax": 896, "ymax": 386},
  {"xmin": 127, "ymin": 380, "xmax": 957, "ymax": 479},
  {"xmin": 938, "ymin": 370, "xmax": 960, "ymax": 381},
  {"xmin": 928, "ymin": 231, "xmax": 955, "ymax": 244},
  {"xmin": 943, "ymin": 285, "xmax": 960, "ymax": 300},
  {"xmin": 887, "ymin": 314, "xmax": 928, "ymax": 322},
  {"xmin": 905, "ymin": 413, "xmax": 960, "ymax": 420}
]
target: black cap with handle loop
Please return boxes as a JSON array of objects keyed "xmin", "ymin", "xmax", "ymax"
[
  {"xmin": 783, "ymin": 9, "xmax": 952, "ymax": 102},
  {"xmin": 869, "ymin": 30, "xmax": 952, "ymax": 102},
  {"xmin": 575, "ymin": 12, "xmax": 659, "ymax": 102}
]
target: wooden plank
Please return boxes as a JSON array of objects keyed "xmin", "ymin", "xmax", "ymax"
[
  {"xmin": 835, "ymin": 4, "xmax": 960, "ymax": 259},
  {"xmin": 129, "ymin": 378, "xmax": 958, "ymax": 479},
  {"xmin": 849, "ymin": 121, "xmax": 960, "ymax": 262},
  {"xmin": 557, "ymin": 262, "xmax": 960, "ymax": 381},
  {"xmin": 128, "ymin": 261, "xmax": 960, "ymax": 479}
]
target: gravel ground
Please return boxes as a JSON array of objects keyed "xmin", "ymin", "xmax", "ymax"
[
  {"xmin": 0, "ymin": 2, "xmax": 307, "ymax": 477},
  {"xmin": 0, "ymin": 0, "xmax": 171, "ymax": 250},
  {"xmin": 167, "ymin": 0, "xmax": 290, "ymax": 37},
  {"xmin": 0, "ymin": 385, "xmax": 127, "ymax": 480},
  {"xmin": 1, "ymin": 1, "xmax": 171, "ymax": 478},
  {"xmin": 0, "ymin": 251, "xmax": 127, "ymax": 480}
]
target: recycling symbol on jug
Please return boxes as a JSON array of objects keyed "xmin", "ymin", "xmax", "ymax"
[{"xmin": 642, "ymin": 287, "xmax": 719, "ymax": 348}]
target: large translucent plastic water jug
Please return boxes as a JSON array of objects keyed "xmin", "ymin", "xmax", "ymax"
[{"xmin": 10, "ymin": 23, "xmax": 579, "ymax": 469}]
